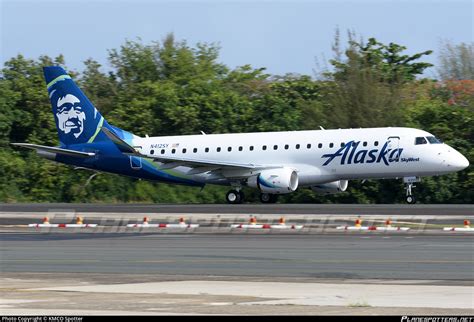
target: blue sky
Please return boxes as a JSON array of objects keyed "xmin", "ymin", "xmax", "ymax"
[{"xmin": 1, "ymin": 0, "xmax": 472, "ymax": 77}]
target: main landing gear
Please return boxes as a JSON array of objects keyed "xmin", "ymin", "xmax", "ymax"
[
  {"xmin": 225, "ymin": 190, "xmax": 279, "ymax": 204},
  {"xmin": 226, "ymin": 189, "xmax": 245, "ymax": 204},
  {"xmin": 259, "ymin": 193, "xmax": 278, "ymax": 204}
]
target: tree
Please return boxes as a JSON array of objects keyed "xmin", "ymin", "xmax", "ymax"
[
  {"xmin": 321, "ymin": 32, "xmax": 434, "ymax": 128},
  {"xmin": 331, "ymin": 35, "xmax": 433, "ymax": 84},
  {"xmin": 80, "ymin": 59, "xmax": 118, "ymax": 115},
  {"xmin": 438, "ymin": 41, "xmax": 474, "ymax": 80},
  {"xmin": 1, "ymin": 34, "xmax": 471, "ymax": 204}
]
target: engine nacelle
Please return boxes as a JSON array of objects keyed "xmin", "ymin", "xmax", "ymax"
[
  {"xmin": 247, "ymin": 168, "xmax": 299, "ymax": 194},
  {"xmin": 311, "ymin": 180, "xmax": 348, "ymax": 194}
]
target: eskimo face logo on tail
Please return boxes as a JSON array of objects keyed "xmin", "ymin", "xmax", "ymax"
[
  {"xmin": 55, "ymin": 94, "xmax": 86, "ymax": 138},
  {"xmin": 321, "ymin": 141, "xmax": 404, "ymax": 166}
]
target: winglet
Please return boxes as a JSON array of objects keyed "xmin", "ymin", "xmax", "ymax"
[{"xmin": 101, "ymin": 127, "xmax": 139, "ymax": 155}]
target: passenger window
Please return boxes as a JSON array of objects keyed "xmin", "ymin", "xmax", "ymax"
[
  {"xmin": 228, "ymin": 147, "xmax": 232, "ymax": 152},
  {"xmin": 262, "ymin": 145, "xmax": 267, "ymax": 151},
  {"xmin": 307, "ymin": 144, "xmax": 311, "ymax": 149},
  {"xmin": 329, "ymin": 143, "xmax": 334, "ymax": 148},
  {"xmin": 363, "ymin": 142, "xmax": 367, "ymax": 147},
  {"xmin": 217, "ymin": 147, "xmax": 221, "ymax": 152},
  {"xmin": 318, "ymin": 143, "xmax": 322, "ymax": 148},
  {"xmin": 415, "ymin": 137, "xmax": 427, "ymax": 145},
  {"xmin": 161, "ymin": 149, "xmax": 165, "ymax": 154},
  {"xmin": 340, "ymin": 142, "xmax": 344, "ymax": 147},
  {"xmin": 374, "ymin": 141, "xmax": 379, "ymax": 146},
  {"xmin": 284, "ymin": 144, "xmax": 289, "ymax": 150},
  {"xmin": 172, "ymin": 149, "xmax": 176, "ymax": 154},
  {"xmin": 150, "ymin": 150, "xmax": 154, "ymax": 155},
  {"xmin": 182, "ymin": 148, "xmax": 186, "ymax": 154},
  {"xmin": 239, "ymin": 146, "xmax": 243, "ymax": 151},
  {"xmin": 273, "ymin": 145, "xmax": 278, "ymax": 150},
  {"xmin": 296, "ymin": 144, "xmax": 300, "ymax": 149},
  {"xmin": 193, "ymin": 148, "xmax": 198, "ymax": 153},
  {"xmin": 205, "ymin": 147, "xmax": 209, "ymax": 153},
  {"xmin": 250, "ymin": 146, "xmax": 254, "ymax": 151}
]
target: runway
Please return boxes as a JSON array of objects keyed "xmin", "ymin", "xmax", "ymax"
[
  {"xmin": 1, "ymin": 204, "xmax": 473, "ymax": 314},
  {"xmin": 1, "ymin": 233, "xmax": 473, "ymax": 281},
  {"xmin": 1, "ymin": 203, "xmax": 473, "ymax": 216}
]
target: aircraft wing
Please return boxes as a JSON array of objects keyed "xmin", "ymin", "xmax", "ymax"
[
  {"xmin": 146, "ymin": 154, "xmax": 263, "ymax": 170},
  {"xmin": 11, "ymin": 143, "xmax": 95, "ymax": 158},
  {"xmin": 102, "ymin": 127, "xmax": 269, "ymax": 172}
]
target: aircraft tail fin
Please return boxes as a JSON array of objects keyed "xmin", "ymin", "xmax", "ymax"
[{"xmin": 43, "ymin": 66, "xmax": 114, "ymax": 146}]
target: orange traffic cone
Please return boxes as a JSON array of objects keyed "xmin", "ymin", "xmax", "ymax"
[
  {"xmin": 179, "ymin": 217, "xmax": 185, "ymax": 225},
  {"xmin": 355, "ymin": 218, "xmax": 362, "ymax": 228},
  {"xmin": 464, "ymin": 220, "xmax": 470, "ymax": 229},
  {"xmin": 249, "ymin": 216, "xmax": 257, "ymax": 225},
  {"xmin": 76, "ymin": 216, "xmax": 83, "ymax": 224},
  {"xmin": 143, "ymin": 216, "xmax": 149, "ymax": 225},
  {"xmin": 43, "ymin": 217, "xmax": 50, "ymax": 224},
  {"xmin": 279, "ymin": 217, "xmax": 286, "ymax": 225},
  {"xmin": 385, "ymin": 218, "xmax": 392, "ymax": 227}
]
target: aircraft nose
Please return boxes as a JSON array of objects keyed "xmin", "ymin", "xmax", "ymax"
[
  {"xmin": 447, "ymin": 149, "xmax": 470, "ymax": 171},
  {"xmin": 456, "ymin": 153, "xmax": 470, "ymax": 170}
]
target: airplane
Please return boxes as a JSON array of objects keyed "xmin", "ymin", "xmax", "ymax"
[{"xmin": 11, "ymin": 66, "xmax": 470, "ymax": 204}]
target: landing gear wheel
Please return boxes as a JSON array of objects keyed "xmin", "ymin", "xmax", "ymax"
[
  {"xmin": 406, "ymin": 195, "xmax": 416, "ymax": 204},
  {"xmin": 239, "ymin": 190, "xmax": 245, "ymax": 203},
  {"xmin": 260, "ymin": 193, "xmax": 278, "ymax": 204},
  {"xmin": 260, "ymin": 193, "xmax": 271, "ymax": 203},
  {"xmin": 226, "ymin": 190, "xmax": 242, "ymax": 204},
  {"xmin": 404, "ymin": 180, "xmax": 417, "ymax": 204}
]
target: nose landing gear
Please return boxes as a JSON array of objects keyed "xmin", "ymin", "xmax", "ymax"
[
  {"xmin": 405, "ymin": 187, "xmax": 416, "ymax": 204},
  {"xmin": 403, "ymin": 177, "xmax": 420, "ymax": 204}
]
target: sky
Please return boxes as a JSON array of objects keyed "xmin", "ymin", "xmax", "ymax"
[{"xmin": 1, "ymin": 0, "xmax": 473, "ymax": 77}]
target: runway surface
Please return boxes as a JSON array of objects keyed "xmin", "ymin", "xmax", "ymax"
[
  {"xmin": 1, "ymin": 203, "xmax": 473, "ymax": 215},
  {"xmin": 1, "ymin": 233, "xmax": 473, "ymax": 281}
]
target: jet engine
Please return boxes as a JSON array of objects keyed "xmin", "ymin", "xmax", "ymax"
[
  {"xmin": 247, "ymin": 167, "xmax": 298, "ymax": 194},
  {"xmin": 311, "ymin": 180, "xmax": 348, "ymax": 194}
]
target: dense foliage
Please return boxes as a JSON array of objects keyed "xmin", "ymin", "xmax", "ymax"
[{"xmin": 0, "ymin": 34, "xmax": 472, "ymax": 203}]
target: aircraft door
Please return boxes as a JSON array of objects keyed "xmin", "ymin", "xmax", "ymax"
[
  {"xmin": 387, "ymin": 136, "xmax": 400, "ymax": 162},
  {"xmin": 130, "ymin": 156, "xmax": 142, "ymax": 170}
]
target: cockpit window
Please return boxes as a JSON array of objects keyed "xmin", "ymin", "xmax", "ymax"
[
  {"xmin": 415, "ymin": 137, "xmax": 427, "ymax": 145},
  {"xmin": 427, "ymin": 136, "xmax": 442, "ymax": 144}
]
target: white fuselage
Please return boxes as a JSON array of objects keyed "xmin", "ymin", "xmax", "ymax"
[{"xmin": 134, "ymin": 127, "xmax": 469, "ymax": 187}]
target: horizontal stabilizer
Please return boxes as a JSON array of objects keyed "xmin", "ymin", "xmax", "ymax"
[{"xmin": 11, "ymin": 143, "xmax": 95, "ymax": 158}]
